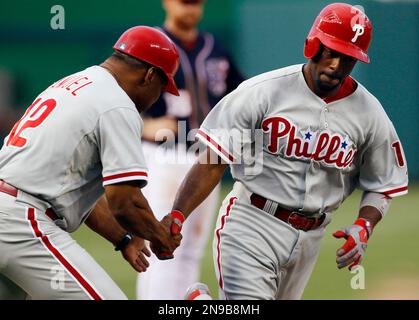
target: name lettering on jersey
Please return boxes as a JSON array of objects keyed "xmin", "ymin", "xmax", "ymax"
[
  {"xmin": 262, "ymin": 116, "xmax": 357, "ymax": 169},
  {"xmin": 50, "ymin": 75, "xmax": 93, "ymax": 96}
]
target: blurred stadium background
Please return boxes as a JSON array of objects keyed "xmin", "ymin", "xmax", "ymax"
[{"xmin": 0, "ymin": 0, "xmax": 417, "ymax": 299}]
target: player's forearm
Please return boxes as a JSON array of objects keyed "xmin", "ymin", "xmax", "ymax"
[
  {"xmin": 85, "ymin": 196, "xmax": 127, "ymax": 246},
  {"xmin": 358, "ymin": 206, "xmax": 382, "ymax": 227},
  {"xmin": 358, "ymin": 191, "xmax": 392, "ymax": 227},
  {"xmin": 173, "ymin": 149, "xmax": 228, "ymax": 219},
  {"xmin": 105, "ymin": 184, "xmax": 167, "ymax": 244}
]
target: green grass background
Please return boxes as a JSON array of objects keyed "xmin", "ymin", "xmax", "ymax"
[{"xmin": 73, "ymin": 183, "xmax": 419, "ymax": 300}]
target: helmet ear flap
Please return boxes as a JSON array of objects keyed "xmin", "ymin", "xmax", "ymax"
[{"xmin": 304, "ymin": 37, "xmax": 321, "ymax": 59}]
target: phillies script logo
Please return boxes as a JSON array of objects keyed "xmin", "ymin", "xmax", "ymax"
[{"xmin": 262, "ymin": 116, "xmax": 357, "ymax": 169}]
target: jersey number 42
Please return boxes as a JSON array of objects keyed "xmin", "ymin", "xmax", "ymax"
[{"xmin": 6, "ymin": 97, "xmax": 57, "ymax": 148}]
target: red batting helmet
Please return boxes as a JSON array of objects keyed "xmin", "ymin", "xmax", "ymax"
[
  {"xmin": 304, "ymin": 3, "xmax": 372, "ymax": 63},
  {"xmin": 113, "ymin": 26, "xmax": 180, "ymax": 96}
]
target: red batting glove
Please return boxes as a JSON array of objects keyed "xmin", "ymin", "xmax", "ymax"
[
  {"xmin": 169, "ymin": 210, "xmax": 184, "ymax": 235},
  {"xmin": 151, "ymin": 210, "xmax": 185, "ymax": 260},
  {"xmin": 332, "ymin": 218, "xmax": 373, "ymax": 270}
]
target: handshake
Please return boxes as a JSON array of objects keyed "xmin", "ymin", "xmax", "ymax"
[{"xmin": 150, "ymin": 210, "xmax": 185, "ymax": 260}]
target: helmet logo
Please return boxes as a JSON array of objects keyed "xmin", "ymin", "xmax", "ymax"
[
  {"xmin": 118, "ymin": 43, "xmax": 126, "ymax": 50},
  {"xmin": 321, "ymin": 11, "xmax": 341, "ymax": 24},
  {"xmin": 351, "ymin": 24, "xmax": 364, "ymax": 43}
]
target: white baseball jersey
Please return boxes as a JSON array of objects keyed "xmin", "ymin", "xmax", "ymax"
[
  {"xmin": 197, "ymin": 64, "xmax": 408, "ymax": 214},
  {"xmin": 0, "ymin": 66, "xmax": 148, "ymax": 232}
]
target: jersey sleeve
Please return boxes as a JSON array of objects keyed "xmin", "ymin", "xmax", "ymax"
[
  {"xmin": 196, "ymin": 86, "xmax": 265, "ymax": 163},
  {"xmin": 358, "ymin": 114, "xmax": 408, "ymax": 198},
  {"xmin": 97, "ymin": 107, "xmax": 148, "ymax": 187}
]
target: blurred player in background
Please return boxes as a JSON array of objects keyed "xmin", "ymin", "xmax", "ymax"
[{"xmin": 136, "ymin": 0, "xmax": 244, "ymax": 300}]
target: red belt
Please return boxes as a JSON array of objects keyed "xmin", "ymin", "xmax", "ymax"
[
  {"xmin": 0, "ymin": 180, "xmax": 59, "ymax": 220},
  {"xmin": 250, "ymin": 193, "xmax": 325, "ymax": 231},
  {"xmin": 0, "ymin": 180, "xmax": 18, "ymax": 197}
]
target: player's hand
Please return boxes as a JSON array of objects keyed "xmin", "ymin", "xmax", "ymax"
[
  {"xmin": 150, "ymin": 210, "xmax": 185, "ymax": 260},
  {"xmin": 121, "ymin": 236, "xmax": 151, "ymax": 273},
  {"xmin": 333, "ymin": 218, "xmax": 373, "ymax": 270}
]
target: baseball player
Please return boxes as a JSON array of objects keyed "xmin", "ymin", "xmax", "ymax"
[
  {"xmin": 0, "ymin": 26, "xmax": 183, "ymax": 300},
  {"xmin": 175, "ymin": 3, "xmax": 409, "ymax": 300},
  {"xmin": 137, "ymin": 0, "xmax": 243, "ymax": 299}
]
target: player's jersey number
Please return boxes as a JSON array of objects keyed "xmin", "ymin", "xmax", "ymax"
[
  {"xmin": 6, "ymin": 97, "xmax": 57, "ymax": 148},
  {"xmin": 391, "ymin": 141, "xmax": 405, "ymax": 168}
]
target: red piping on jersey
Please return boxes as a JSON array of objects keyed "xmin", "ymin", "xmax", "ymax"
[
  {"xmin": 27, "ymin": 208, "xmax": 102, "ymax": 300},
  {"xmin": 215, "ymin": 197, "xmax": 237, "ymax": 290},
  {"xmin": 382, "ymin": 186, "xmax": 408, "ymax": 196},
  {"xmin": 197, "ymin": 130, "xmax": 235, "ymax": 162},
  {"xmin": 323, "ymin": 76, "xmax": 357, "ymax": 104},
  {"xmin": 103, "ymin": 171, "xmax": 148, "ymax": 182}
]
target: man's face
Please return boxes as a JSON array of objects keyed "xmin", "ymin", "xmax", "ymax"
[
  {"xmin": 311, "ymin": 45, "xmax": 357, "ymax": 94},
  {"xmin": 164, "ymin": 0, "xmax": 205, "ymax": 29}
]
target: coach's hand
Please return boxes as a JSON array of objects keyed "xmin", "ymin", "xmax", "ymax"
[
  {"xmin": 121, "ymin": 236, "xmax": 151, "ymax": 273},
  {"xmin": 333, "ymin": 218, "xmax": 373, "ymax": 270},
  {"xmin": 151, "ymin": 210, "xmax": 185, "ymax": 260}
]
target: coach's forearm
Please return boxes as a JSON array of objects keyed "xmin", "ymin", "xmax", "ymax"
[
  {"xmin": 173, "ymin": 149, "xmax": 228, "ymax": 219},
  {"xmin": 105, "ymin": 184, "xmax": 167, "ymax": 244},
  {"xmin": 85, "ymin": 196, "xmax": 127, "ymax": 246}
]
